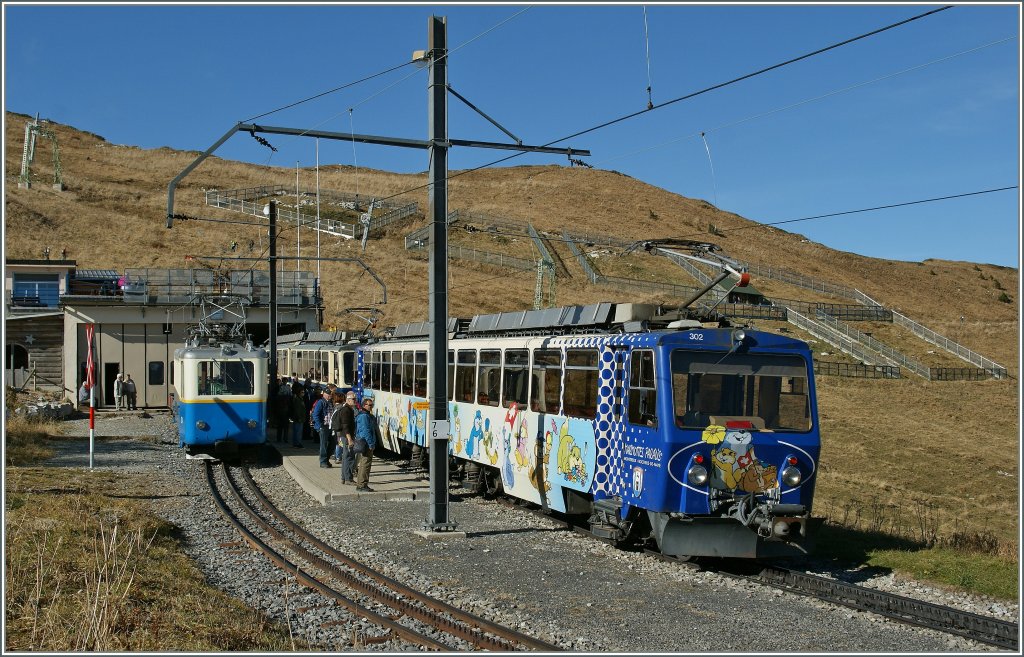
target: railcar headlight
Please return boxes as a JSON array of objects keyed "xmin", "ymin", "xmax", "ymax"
[
  {"xmin": 781, "ymin": 465, "xmax": 802, "ymax": 487},
  {"xmin": 196, "ymin": 420, "xmax": 209, "ymax": 431},
  {"xmin": 731, "ymin": 328, "xmax": 747, "ymax": 344},
  {"xmin": 247, "ymin": 419, "xmax": 258, "ymax": 429},
  {"xmin": 687, "ymin": 464, "xmax": 709, "ymax": 486}
]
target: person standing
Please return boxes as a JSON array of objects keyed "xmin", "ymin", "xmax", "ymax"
[
  {"xmin": 354, "ymin": 396, "xmax": 380, "ymax": 492},
  {"xmin": 113, "ymin": 373, "xmax": 124, "ymax": 411},
  {"xmin": 275, "ymin": 377, "xmax": 291, "ymax": 443},
  {"xmin": 123, "ymin": 374, "xmax": 137, "ymax": 410},
  {"xmin": 311, "ymin": 389, "xmax": 333, "ymax": 468},
  {"xmin": 78, "ymin": 381, "xmax": 90, "ymax": 411},
  {"xmin": 332, "ymin": 390, "xmax": 358, "ymax": 483},
  {"xmin": 289, "ymin": 382, "xmax": 307, "ymax": 448}
]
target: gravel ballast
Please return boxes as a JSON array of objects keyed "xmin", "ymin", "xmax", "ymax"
[{"xmin": 40, "ymin": 413, "xmax": 1017, "ymax": 652}]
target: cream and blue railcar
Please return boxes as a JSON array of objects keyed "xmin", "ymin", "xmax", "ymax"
[
  {"xmin": 172, "ymin": 342, "xmax": 268, "ymax": 456},
  {"xmin": 356, "ymin": 303, "xmax": 820, "ymax": 559}
]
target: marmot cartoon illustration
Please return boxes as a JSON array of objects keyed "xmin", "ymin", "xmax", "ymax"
[
  {"xmin": 556, "ymin": 421, "xmax": 587, "ymax": 485},
  {"xmin": 710, "ymin": 447, "xmax": 738, "ymax": 490},
  {"xmin": 482, "ymin": 418, "xmax": 498, "ymax": 465},
  {"xmin": 739, "ymin": 462, "xmax": 778, "ymax": 493}
]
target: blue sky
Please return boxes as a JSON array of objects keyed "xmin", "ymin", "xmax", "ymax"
[{"xmin": 4, "ymin": 3, "xmax": 1020, "ymax": 267}]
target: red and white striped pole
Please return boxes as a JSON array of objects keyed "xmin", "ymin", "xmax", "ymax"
[{"xmin": 86, "ymin": 323, "xmax": 95, "ymax": 469}]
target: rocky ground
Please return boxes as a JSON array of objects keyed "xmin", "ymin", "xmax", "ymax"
[{"xmin": 39, "ymin": 413, "xmax": 1017, "ymax": 652}]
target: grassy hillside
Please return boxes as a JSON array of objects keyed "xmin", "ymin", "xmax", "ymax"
[{"xmin": 4, "ymin": 111, "xmax": 1019, "ymax": 551}]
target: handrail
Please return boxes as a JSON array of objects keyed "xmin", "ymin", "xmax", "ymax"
[{"xmin": 813, "ymin": 310, "xmax": 931, "ymax": 379}]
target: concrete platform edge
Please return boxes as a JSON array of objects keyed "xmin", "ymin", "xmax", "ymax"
[{"xmin": 282, "ymin": 457, "xmax": 330, "ymax": 506}]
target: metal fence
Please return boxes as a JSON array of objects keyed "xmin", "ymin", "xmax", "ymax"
[
  {"xmin": 447, "ymin": 245, "xmax": 535, "ymax": 272},
  {"xmin": 564, "ymin": 230, "xmax": 603, "ymax": 284},
  {"xmin": 735, "ymin": 259, "xmax": 860, "ymax": 300},
  {"xmin": 122, "ymin": 268, "xmax": 318, "ymax": 305},
  {"xmin": 527, "ymin": 223, "xmax": 555, "ymax": 267},
  {"xmin": 815, "ymin": 361, "xmax": 902, "ymax": 379},
  {"xmin": 891, "ymin": 310, "xmax": 1007, "ymax": 376},
  {"xmin": 773, "ymin": 298, "xmax": 892, "ymax": 321},
  {"xmin": 930, "ymin": 367, "xmax": 1008, "ymax": 381},
  {"xmin": 812, "ymin": 309, "xmax": 931, "ymax": 379},
  {"xmin": 208, "ymin": 185, "xmax": 406, "ymax": 211},
  {"xmin": 786, "ymin": 308, "xmax": 893, "ymax": 367}
]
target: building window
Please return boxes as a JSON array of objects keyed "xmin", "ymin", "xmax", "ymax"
[
  {"xmin": 12, "ymin": 274, "xmax": 59, "ymax": 307},
  {"xmin": 149, "ymin": 361, "xmax": 164, "ymax": 386}
]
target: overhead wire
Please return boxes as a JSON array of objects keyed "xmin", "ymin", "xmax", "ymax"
[
  {"xmin": 642, "ymin": 5, "xmax": 654, "ymax": 109},
  {"xmin": 350, "ymin": 5, "xmax": 957, "ymax": 208},
  {"xmin": 594, "ymin": 34, "xmax": 1017, "ymax": 168}
]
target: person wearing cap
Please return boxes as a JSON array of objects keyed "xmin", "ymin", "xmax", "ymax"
[
  {"xmin": 353, "ymin": 395, "xmax": 380, "ymax": 492},
  {"xmin": 311, "ymin": 388, "xmax": 334, "ymax": 468}
]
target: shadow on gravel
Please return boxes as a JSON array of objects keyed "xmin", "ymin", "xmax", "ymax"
[{"xmin": 465, "ymin": 526, "xmax": 571, "ymax": 538}]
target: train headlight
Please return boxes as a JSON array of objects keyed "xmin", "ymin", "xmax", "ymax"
[
  {"xmin": 687, "ymin": 464, "xmax": 709, "ymax": 486},
  {"xmin": 781, "ymin": 466, "xmax": 802, "ymax": 487},
  {"xmin": 247, "ymin": 419, "xmax": 258, "ymax": 429},
  {"xmin": 195, "ymin": 420, "xmax": 209, "ymax": 431}
]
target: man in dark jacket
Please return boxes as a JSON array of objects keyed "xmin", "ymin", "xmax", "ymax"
[
  {"xmin": 331, "ymin": 390, "xmax": 357, "ymax": 484},
  {"xmin": 311, "ymin": 389, "xmax": 333, "ymax": 468}
]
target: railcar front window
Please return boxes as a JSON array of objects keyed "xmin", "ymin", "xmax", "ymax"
[
  {"xmin": 671, "ymin": 350, "xmax": 811, "ymax": 431},
  {"xmin": 197, "ymin": 360, "xmax": 255, "ymax": 396}
]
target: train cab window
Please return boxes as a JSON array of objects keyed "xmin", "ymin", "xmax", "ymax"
[
  {"xmin": 530, "ymin": 349, "xmax": 561, "ymax": 413},
  {"xmin": 502, "ymin": 349, "xmax": 529, "ymax": 407},
  {"xmin": 447, "ymin": 350, "xmax": 455, "ymax": 401},
  {"xmin": 477, "ymin": 349, "xmax": 501, "ymax": 407},
  {"xmin": 414, "ymin": 350, "xmax": 427, "ymax": 397},
  {"xmin": 671, "ymin": 351, "xmax": 811, "ymax": 431},
  {"xmin": 563, "ymin": 349, "xmax": 598, "ymax": 419},
  {"xmin": 454, "ymin": 350, "xmax": 477, "ymax": 403},
  {"xmin": 197, "ymin": 360, "xmax": 255, "ymax": 396},
  {"xmin": 628, "ymin": 349, "xmax": 657, "ymax": 427},
  {"xmin": 401, "ymin": 351, "xmax": 414, "ymax": 395}
]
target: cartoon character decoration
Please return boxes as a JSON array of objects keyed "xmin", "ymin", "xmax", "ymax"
[
  {"xmin": 466, "ymin": 410, "xmax": 483, "ymax": 459},
  {"xmin": 452, "ymin": 404, "xmax": 464, "ymax": 454},
  {"xmin": 555, "ymin": 419, "xmax": 587, "ymax": 485},
  {"xmin": 526, "ymin": 420, "xmax": 553, "ymax": 494},
  {"xmin": 482, "ymin": 418, "xmax": 498, "ymax": 465},
  {"xmin": 631, "ymin": 466, "xmax": 644, "ymax": 495},
  {"xmin": 514, "ymin": 418, "xmax": 531, "ymax": 468},
  {"xmin": 500, "ymin": 404, "xmax": 519, "ymax": 488},
  {"xmin": 701, "ymin": 426, "xmax": 778, "ymax": 493}
]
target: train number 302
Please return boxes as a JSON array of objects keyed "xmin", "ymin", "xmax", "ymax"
[{"xmin": 688, "ymin": 332, "xmax": 704, "ymax": 341}]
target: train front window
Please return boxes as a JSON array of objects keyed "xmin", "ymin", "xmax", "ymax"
[
  {"xmin": 671, "ymin": 350, "xmax": 811, "ymax": 432},
  {"xmin": 197, "ymin": 360, "xmax": 255, "ymax": 396}
]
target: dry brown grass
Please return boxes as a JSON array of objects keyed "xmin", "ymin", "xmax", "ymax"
[{"xmin": 4, "ymin": 111, "xmax": 1019, "ymax": 546}]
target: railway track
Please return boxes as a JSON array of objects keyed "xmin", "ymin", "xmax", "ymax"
[
  {"xmin": 204, "ymin": 461, "xmax": 560, "ymax": 651},
  {"xmin": 493, "ymin": 496, "xmax": 1018, "ymax": 650}
]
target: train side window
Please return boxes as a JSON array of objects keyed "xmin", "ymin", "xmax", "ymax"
[
  {"xmin": 628, "ymin": 349, "xmax": 657, "ymax": 427},
  {"xmin": 447, "ymin": 350, "xmax": 455, "ymax": 401},
  {"xmin": 390, "ymin": 350, "xmax": 402, "ymax": 393},
  {"xmin": 343, "ymin": 352, "xmax": 355, "ymax": 388},
  {"xmin": 530, "ymin": 349, "xmax": 561, "ymax": 413},
  {"xmin": 612, "ymin": 348, "xmax": 627, "ymax": 422},
  {"xmin": 477, "ymin": 349, "xmax": 500, "ymax": 407},
  {"xmin": 563, "ymin": 349, "xmax": 598, "ymax": 419},
  {"xmin": 371, "ymin": 351, "xmax": 382, "ymax": 389},
  {"xmin": 401, "ymin": 350, "xmax": 414, "ymax": 395},
  {"xmin": 380, "ymin": 351, "xmax": 392, "ymax": 390},
  {"xmin": 362, "ymin": 349, "xmax": 374, "ymax": 386},
  {"xmin": 455, "ymin": 350, "xmax": 477, "ymax": 403},
  {"xmin": 502, "ymin": 349, "xmax": 529, "ymax": 407},
  {"xmin": 414, "ymin": 350, "xmax": 427, "ymax": 397}
]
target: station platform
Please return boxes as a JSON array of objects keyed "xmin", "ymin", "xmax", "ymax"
[{"xmin": 273, "ymin": 441, "xmax": 431, "ymax": 506}]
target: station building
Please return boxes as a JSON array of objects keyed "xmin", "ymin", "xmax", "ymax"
[{"xmin": 4, "ymin": 259, "xmax": 320, "ymax": 408}]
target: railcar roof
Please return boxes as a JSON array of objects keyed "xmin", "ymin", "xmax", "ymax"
[{"xmin": 173, "ymin": 344, "xmax": 268, "ymax": 359}]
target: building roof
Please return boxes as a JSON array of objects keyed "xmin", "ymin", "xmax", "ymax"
[
  {"xmin": 73, "ymin": 269, "xmax": 120, "ymax": 280},
  {"xmin": 5, "ymin": 259, "xmax": 77, "ymax": 267}
]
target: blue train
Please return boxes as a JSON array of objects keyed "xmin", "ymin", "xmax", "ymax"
[
  {"xmin": 355, "ymin": 302, "xmax": 821, "ymax": 559},
  {"xmin": 171, "ymin": 341, "xmax": 268, "ymax": 458}
]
